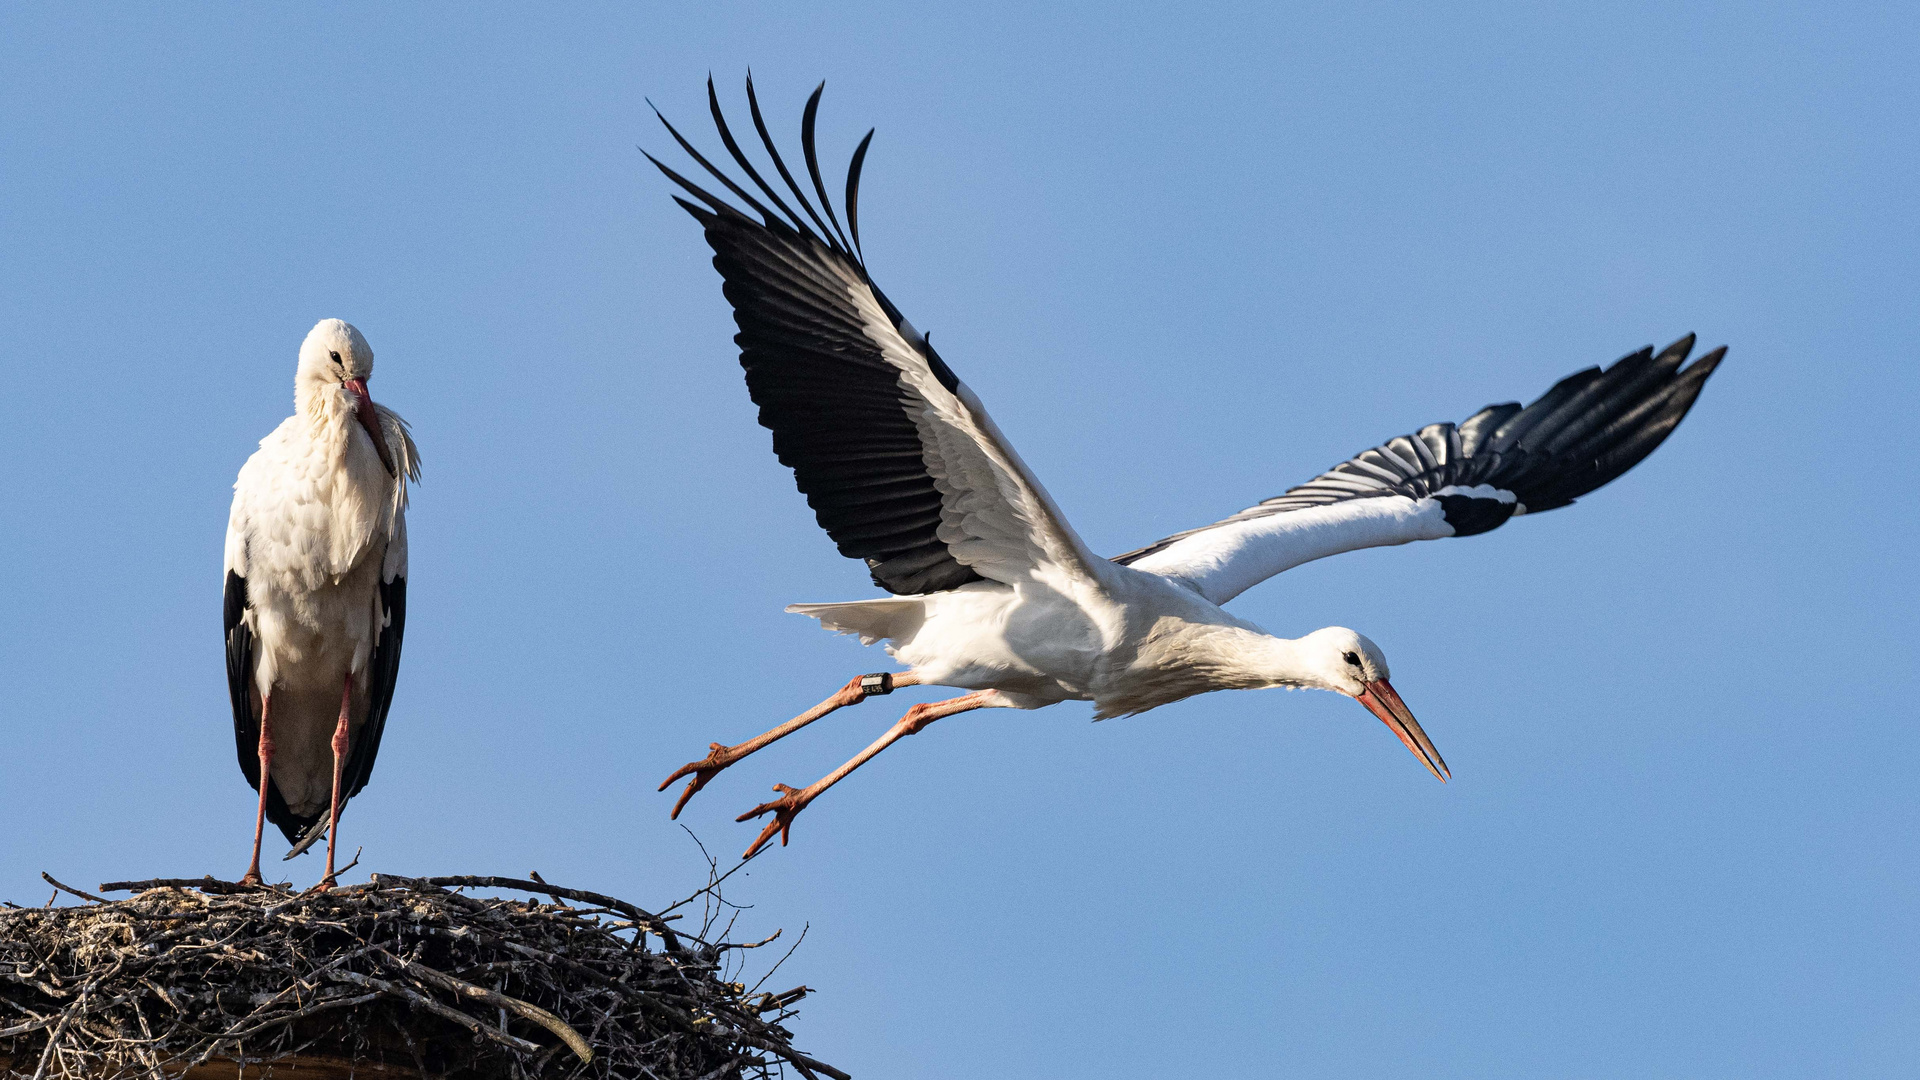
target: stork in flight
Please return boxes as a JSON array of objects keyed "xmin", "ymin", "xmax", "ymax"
[
  {"xmin": 224, "ymin": 319, "xmax": 419, "ymax": 887},
  {"xmin": 651, "ymin": 79, "xmax": 1724, "ymax": 858}
]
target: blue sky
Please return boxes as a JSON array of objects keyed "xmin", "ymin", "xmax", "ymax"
[{"xmin": 2, "ymin": 3, "xmax": 1916, "ymax": 1077}]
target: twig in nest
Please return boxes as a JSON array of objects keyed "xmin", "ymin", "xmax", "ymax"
[
  {"xmin": 374, "ymin": 948, "xmax": 592, "ymax": 1063},
  {"xmin": 528, "ymin": 871, "xmax": 571, "ymax": 908},
  {"xmin": 96, "ymin": 876, "xmax": 269, "ymax": 896},
  {"xmin": 38, "ymin": 875, "xmax": 106, "ymax": 905}
]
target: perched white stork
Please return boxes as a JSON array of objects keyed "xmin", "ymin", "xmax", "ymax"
[
  {"xmin": 223, "ymin": 319, "xmax": 420, "ymax": 887},
  {"xmin": 651, "ymin": 79, "xmax": 1725, "ymax": 858}
]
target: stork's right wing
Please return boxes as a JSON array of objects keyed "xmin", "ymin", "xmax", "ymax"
[
  {"xmin": 1115, "ymin": 336, "xmax": 1725, "ymax": 605},
  {"xmin": 650, "ymin": 77, "xmax": 1107, "ymax": 597},
  {"xmin": 224, "ymin": 521, "xmax": 304, "ymax": 846}
]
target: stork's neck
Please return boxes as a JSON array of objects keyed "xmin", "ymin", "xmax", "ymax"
[
  {"xmin": 296, "ymin": 378, "xmax": 352, "ymax": 430},
  {"xmin": 1097, "ymin": 620, "xmax": 1337, "ymax": 719},
  {"xmin": 1145, "ymin": 622, "xmax": 1333, "ymax": 693},
  {"xmin": 1219, "ymin": 629, "xmax": 1335, "ymax": 691}
]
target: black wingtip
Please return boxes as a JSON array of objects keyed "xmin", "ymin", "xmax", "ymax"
[
  {"xmin": 1658, "ymin": 333, "xmax": 1697, "ymax": 362},
  {"xmin": 801, "ymin": 81, "xmax": 853, "ymax": 253},
  {"xmin": 747, "ymin": 73, "xmax": 837, "ymax": 242},
  {"xmin": 1685, "ymin": 344, "xmax": 1728, "ymax": 375},
  {"xmin": 708, "ymin": 73, "xmax": 808, "ymax": 235},
  {"xmin": 650, "ymin": 95, "xmax": 786, "ymax": 227},
  {"xmin": 846, "ymin": 128, "xmax": 875, "ymax": 260}
]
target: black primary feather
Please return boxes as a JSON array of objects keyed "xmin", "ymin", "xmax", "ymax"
[
  {"xmin": 801, "ymin": 83, "xmax": 853, "ymax": 252},
  {"xmin": 746, "ymin": 73, "xmax": 838, "ymax": 247},
  {"xmin": 652, "ymin": 78, "xmax": 983, "ymax": 595},
  {"xmin": 708, "ymin": 76, "xmax": 809, "ymax": 235}
]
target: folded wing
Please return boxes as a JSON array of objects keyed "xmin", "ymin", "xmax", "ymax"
[{"xmin": 1116, "ymin": 336, "xmax": 1725, "ymax": 604}]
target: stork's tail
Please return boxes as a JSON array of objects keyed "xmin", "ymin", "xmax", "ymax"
[
  {"xmin": 787, "ymin": 598, "xmax": 927, "ymax": 647},
  {"xmin": 283, "ymin": 817, "xmax": 329, "ymax": 861}
]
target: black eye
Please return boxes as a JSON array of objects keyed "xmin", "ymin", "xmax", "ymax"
[
  {"xmin": 1343, "ymin": 652, "xmax": 1361, "ymax": 667},
  {"xmin": 329, "ymin": 350, "xmax": 343, "ymax": 365}
]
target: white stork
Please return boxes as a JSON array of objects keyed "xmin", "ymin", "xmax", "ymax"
[
  {"xmin": 223, "ymin": 319, "xmax": 420, "ymax": 887},
  {"xmin": 651, "ymin": 79, "xmax": 1725, "ymax": 858}
]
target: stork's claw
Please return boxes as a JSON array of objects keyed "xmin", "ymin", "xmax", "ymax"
[
  {"xmin": 738, "ymin": 783, "xmax": 812, "ymax": 858},
  {"xmin": 660, "ymin": 742, "xmax": 741, "ymax": 819}
]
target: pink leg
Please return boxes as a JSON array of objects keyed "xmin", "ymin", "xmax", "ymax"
[
  {"xmin": 659, "ymin": 671, "xmax": 920, "ymax": 817},
  {"xmin": 240, "ymin": 693, "xmax": 275, "ymax": 887},
  {"xmin": 317, "ymin": 675, "xmax": 352, "ymax": 891},
  {"xmin": 737, "ymin": 690, "xmax": 997, "ymax": 858}
]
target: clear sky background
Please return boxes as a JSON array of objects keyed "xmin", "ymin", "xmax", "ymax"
[{"xmin": 3, "ymin": 3, "xmax": 1916, "ymax": 1077}]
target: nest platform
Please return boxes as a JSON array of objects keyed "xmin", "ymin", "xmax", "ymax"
[{"xmin": 1, "ymin": 873, "xmax": 841, "ymax": 1080}]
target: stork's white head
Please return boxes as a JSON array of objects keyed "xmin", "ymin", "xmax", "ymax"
[
  {"xmin": 295, "ymin": 319, "xmax": 395, "ymax": 476},
  {"xmin": 297, "ymin": 318, "xmax": 375, "ymax": 389},
  {"xmin": 1297, "ymin": 626, "xmax": 1449, "ymax": 783}
]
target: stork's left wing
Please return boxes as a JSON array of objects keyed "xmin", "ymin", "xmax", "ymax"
[
  {"xmin": 648, "ymin": 77, "xmax": 1107, "ymax": 597},
  {"xmin": 1116, "ymin": 336, "xmax": 1725, "ymax": 604}
]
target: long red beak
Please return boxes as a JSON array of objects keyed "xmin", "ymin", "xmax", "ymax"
[
  {"xmin": 1355, "ymin": 678, "xmax": 1450, "ymax": 782},
  {"xmin": 343, "ymin": 378, "xmax": 396, "ymax": 477}
]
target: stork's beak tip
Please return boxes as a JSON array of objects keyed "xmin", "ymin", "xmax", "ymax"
[{"xmin": 1355, "ymin": 678, "xmax": 1449, "ymax": 784}]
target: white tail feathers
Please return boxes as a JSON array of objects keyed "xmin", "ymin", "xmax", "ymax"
[{"xmin": 786, "ymin": 598, "xmax": 926, "ymax": 646}]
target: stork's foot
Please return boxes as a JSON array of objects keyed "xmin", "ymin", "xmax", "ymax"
[
  {"xmin": 737, "ymin": 783, "xmax": 814, "ymax": 859},
  {"xmin": 658, "ymin": 674, "xmax": 897, "ymax": 818},
  {"xmin": 660, "ymin": 742, "xmax": 741, "ymax": 818},
  {"xmin": 239, "ymin": 870, "xmax": 264, "ymax": 887}
]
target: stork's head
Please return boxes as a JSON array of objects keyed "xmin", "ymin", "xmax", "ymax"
[
  {"xmin": 1298, "ymin": 627, "xmax": 1450, "ymax": 783},
  {"xmin": 296, "ymin": 318, "xmax": 395, "ymax": 476}
]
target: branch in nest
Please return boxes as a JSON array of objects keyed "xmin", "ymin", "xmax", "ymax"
[{"xmin": 38, "ymin": 874, "xmax": 105, "ymax": 905}]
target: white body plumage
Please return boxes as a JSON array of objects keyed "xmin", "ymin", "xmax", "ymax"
[{"xmin": 223, "ymin": 320, "xmax": 418, "ymax": 828}]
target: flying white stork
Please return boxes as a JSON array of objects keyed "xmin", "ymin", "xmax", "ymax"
[
  {"xmin": 651, "ymin": 79, "xmax": 1725, "ymax": 858},
  {"xmin": 223, "ymin": 319, "xmax": 419, "ymax": 887}
]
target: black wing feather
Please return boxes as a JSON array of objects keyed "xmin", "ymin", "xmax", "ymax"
[
  {"xmin": 226, "ymin": 569, "xmax": 306, "ymax": 845},
  {"xmin": 654, "ymin": 78, "xmax": 983, "ymax": 595},
  {"xmin": 1114, "ymin": 336, "xmax": 1725, "ymax": 564},
  {"xmin": 746, "ymin": 74, "xmax": 839, "ymax": 247},
  {"xmin": 343, "ymin": 575, "xmax": 404, "ymax": 801}
]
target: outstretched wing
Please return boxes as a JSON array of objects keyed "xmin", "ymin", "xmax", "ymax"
[
  {"xmin": 650, "ymin": 76, "xmax": 1105, "ymax": 596},
  {"xmin": 1115, "ymin": 336, "xmax": 1725, "ymax": 604}
]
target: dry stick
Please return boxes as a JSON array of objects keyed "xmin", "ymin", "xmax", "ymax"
[
  {"xmin": 39, "ymin": 873, "xmax": 107, "ymax": 904},
  {"xmin": 411, "ymin": 874, "xmax": 682, "ymax": 950},
  {"xmin": 375, "ymin": 949, "xmax": 593, "ymax": 1064},
  {"xmin": 661, "ymin": 828, "xmax": 759, "ymax": 918},
  {"xmin": 717, "ymin": 928, "xmax": 782, "ymax": 952},
  {"xmin": 693, "ymin": 1053, "xmax": 754, "ymax": 1080},
  {"xmin": 320, "ymin": 969, "xmax": 543, "ymax": 1055},
  {"xmin": 210, "ymin": 990, "xmax": 381, "ymax": 1043},
  {"xmin": 693, "ymin": 1022, "xmax": 846, "ymax": 1080},
  {"xmin": 29, "ymin": 979, "xmax": 92, "ymax": 1080},
  {"xmin": 98, "ymin": 876, "xmax": 270, "ymax": 896},
  {"xmin": 528, "ymin": 870, "xmax": 573, "ymax": 908}
]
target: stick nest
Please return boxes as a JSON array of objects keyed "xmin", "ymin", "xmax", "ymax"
[{"xmin": 1, "ymin": 873, "xmax": 842, "ymax": 1080}]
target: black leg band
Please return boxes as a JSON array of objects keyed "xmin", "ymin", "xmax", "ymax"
[{"xmin": 859, "ymin": 672, "xmax": 894, "ymax": 696}]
